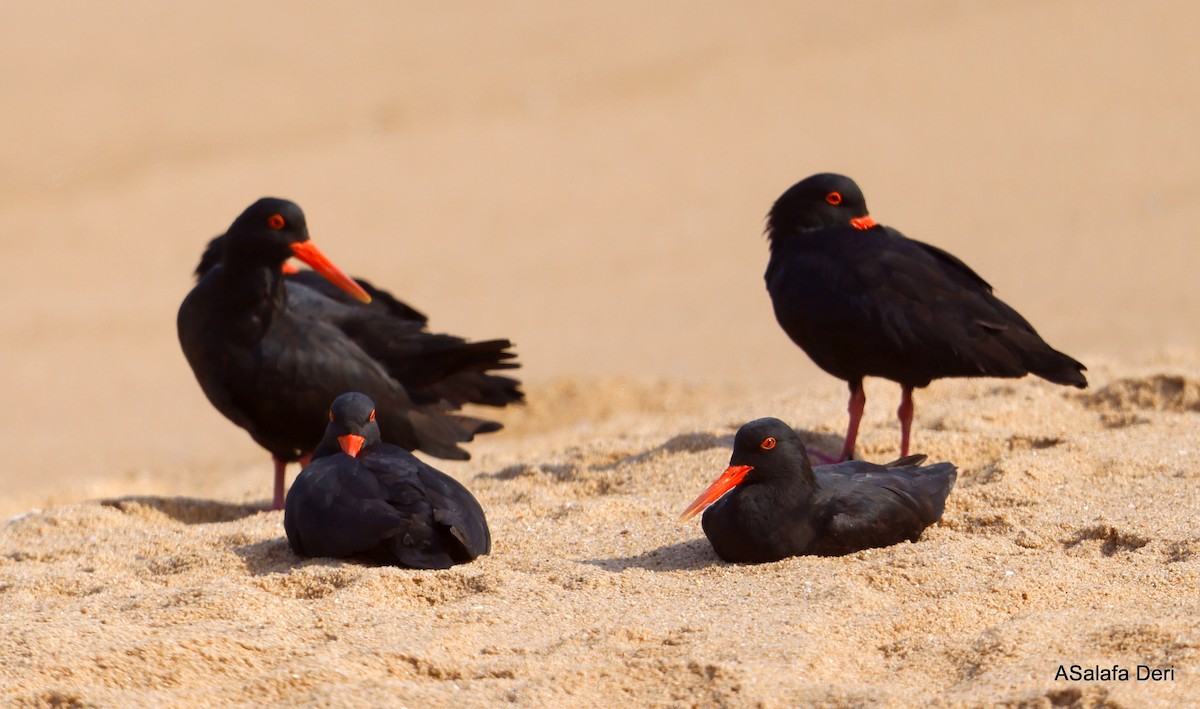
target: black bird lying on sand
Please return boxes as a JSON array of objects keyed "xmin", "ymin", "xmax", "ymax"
[
  {"xmin": 178, "ymin": 197, "xmax": 523, "ymax": 510},
  {"xmin": 681, "ymin": 417, "xmax": 957, "ymax": 563},
  {"xmin": 285, "ymin": 392, "xmax": 491, "ymax": 568},
  {"xmin": 765, "ymin": 173, "xmax": 1086, "ymax": 461}
]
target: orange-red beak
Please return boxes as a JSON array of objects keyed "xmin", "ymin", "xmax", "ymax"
[
  {"xmin": 289, "ymin": 241, "xmax": 372, "ymax": 304},
  {"xmin": 679, "ymin": 465, "xmax": 753, "ymax": 521},
  {"xmin": 849, "ymin": 215, "xmax": 877, "ymax": 230},
  {"xmin": 280, "ymin": 262, "xmax": 300, "ymax": 275},
  {"xmin": 338, "ymin": 434, "xmax": 365, "ymax": 458}
]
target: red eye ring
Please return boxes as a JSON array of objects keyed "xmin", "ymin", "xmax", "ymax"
[
  {"xmin": 328, "ymin": 410, "xmax": 334, "ymax": 422},
  {"xmin": 267, "ymin": 213, "xmax": 286, "ymax": 229},
  {"xmin": 369, "ymin": 409, "xmax": 376, "ymax": 422},
  {"xmin": 825, "ymin": 192, "xmax": 843, "ymax": 206},
  {"xmin": 761, "ymin": 436, "xmax": 776, "ymax": 450}
]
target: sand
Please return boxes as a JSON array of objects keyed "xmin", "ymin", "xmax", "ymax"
[{"xmin": 2, "ymin": 1, "xmax": 1199, "ymax": 706}]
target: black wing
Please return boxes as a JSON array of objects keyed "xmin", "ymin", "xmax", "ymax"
[
  {"xmin": 810, "ymin": 460, "xmax": 957, "ymax": 555},
  {"xmin": 365, "ymin": 446, "xmax": 491, "ymax": 568},
  {"xmin": 767, "ymin": 225, "xmax": 1086, "ymax": 387},
  {"xmin": 284, "ymin": 455, "xmax": 407, "ymax": 559}
]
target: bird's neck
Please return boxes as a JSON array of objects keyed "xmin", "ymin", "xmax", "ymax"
[
  {"xmin": 777, "ymin": 461, "xmax": 819, "ymax": 495},
  {"xmin": 749, "ymin": 462, "xmax": 818, "ymax": 496},
  {"xmin": 767, "ymin": 224, "xmax": 826, "ymax": 255},
  {"xmin": 791, "ymin": 466, "xmax": 819, "ymax": 495},
  {"xmin": 218, "ymin": 261, "xmax": 287, "ymax": 312}
]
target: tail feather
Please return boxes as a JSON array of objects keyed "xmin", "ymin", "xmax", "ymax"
[
  {"xmin": 384, "ymin": 337, "xmax": 524, "ymax": 406},
  {"xmin": 404, "ymin": 410, "xmax": 507, "ymax": 460},
  {"xmin": 909, "ymin": 463, "xmax": 957, "ymax": 525},
  {"xmin": 339, "ymin": 318, "xmax": 523, "ymax": 402},
  {"xmin": 1027, "ymin": 347, "xmax": 1088, "ymax": 388},
  {"xmin": 976, "ymin": 319, "xmax": 1088, "ymax": 389},
  {"xmin": 425, "ymin": 372, "xmax": 525, "ymax": 408}
]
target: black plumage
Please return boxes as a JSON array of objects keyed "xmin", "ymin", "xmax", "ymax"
[
  {"xmin": 196, "ymin": 233, "xmax": 429, "ymax": 323},
  {"xmin": 765, "ymin": 173, "xmax": 1086, "ymax": 460},
  {"xmin": 178, "ymin": 197, "xmax": 523, "ymax": 509},
  {"xmin": 681, "ymin": 417, "xmax": 956, "ymax": 563},
  {"xmin": 285, "ymin": 392, "xmax": 490, "ymax": 568}
]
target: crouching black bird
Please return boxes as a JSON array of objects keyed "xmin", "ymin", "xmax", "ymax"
[
  {"xmin": 765, "ymin": 173, "xmax": 1086, "ymax": 461},
  {"xmin": 681, "ymin": 417, "xmax": 956, "ymax": 563},
  {"xmin": 178, "ymin": 197, "xmax": 524, "ymax": 510},
  {"xmin": 285, "ymin": 392, "xmax": 491, "ymax": 568}
]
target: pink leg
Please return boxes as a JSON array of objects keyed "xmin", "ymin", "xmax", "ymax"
[
  {"xmin": 807, "ymin": 448, "xmax": 838, "ymax": 465},
  {"xmin": 272, "ymin": 457, "xmax": 287, "ymax": 511},
  {"xmin": 839, "ymin": 381, "xmax": 866, "ymax": 461},
  {"xmin": 897, "ymin": 386, "xmax": 914, "ymax": 457}
]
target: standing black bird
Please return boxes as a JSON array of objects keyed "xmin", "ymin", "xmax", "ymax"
[
  {"xmin": 178, "ymin": 198, "xmax": 523, "ymax": 510},
  {"xmin": 680, "ymin": 417, "xmax": 956, "ymax": 562},
  {"xmin": 284, "ymin": 392, "xmax": 490, "ymax": 568},
  {"xmin": 765, "ymin": 173, "xmax": 1087, "ymax": 461}
]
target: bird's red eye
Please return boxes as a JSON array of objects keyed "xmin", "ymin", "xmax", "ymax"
[
  {"xmin": 369, "ymin": 409, "xmax": 376, "ymax": 422},
  {"xmin": 328, "ymin": 410, "xmax": 334, "ymax": 422},
  {"xmin": 267, "ymin": 214, "xmax": 286, "ymax": 229},
  {"xmin": 825, "ymin": 192, "xmax": 843, "ymax": 206},
  {"xmin": 761, "ymin": 436, "xmax": 776, "ymax": 450}
]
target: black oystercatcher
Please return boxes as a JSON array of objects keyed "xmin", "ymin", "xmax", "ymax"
[
  {"xmin": 178, "ymin": 198, "xmax": 523, "ymax": 510},
  {"xmin": 765, "ymin": 173, "xmax": 1087, "ymax": 460},
  {"xmin": 680, "ymin": 417, "xmax": 956, "ymax": 562},
  {"xmin": 284, "ymin": 392, "xmax": 490, "ymax": 568}
]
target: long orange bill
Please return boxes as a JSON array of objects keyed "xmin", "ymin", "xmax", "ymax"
[
  {"xmin": 281, "ymin": 262, "xmax": 300, "ymax": 275},
  {"xmin": 289, "ymin": 241, "xmax": 372, "ymax": 304},
  {"xmin": 338, "ymin": 434, "xmax": 366, "ymax": 458},
  {"xmin": 679, "ymin": 465, "xmax": 753, "ymax": 521}
]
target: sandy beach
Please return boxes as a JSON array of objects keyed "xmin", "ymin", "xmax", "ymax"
[{"xmin": 2, "ymin": 2, "xmax": 1198, "ymax": 706}]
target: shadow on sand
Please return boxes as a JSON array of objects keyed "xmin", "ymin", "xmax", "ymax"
[
  {"xmin": 232, "ymin": 537, "xmax": 308, "ymax": 576},
  {"xmin": 99, "ymin": 496, "xmax": 265, "ymax": 525},
  {"xmin": 587, "ymin": 426, "xmax": 847, "ymax": 472},
  {"xmin": 592, "ymin": 431, "xmax": 735, "ymax": 471},
  {"xmin": 583, "ymin": 538, "xmax": 724, "ymax": 573}
]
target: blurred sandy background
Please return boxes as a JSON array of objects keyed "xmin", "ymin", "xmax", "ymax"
[{"xmin": 1, "ymin": 1, "xmax": 1198, "ymax": 706}]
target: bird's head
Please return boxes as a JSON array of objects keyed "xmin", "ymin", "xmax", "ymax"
[
  {"xmin": 221, "ymin": 197, "xmax": 371, "ymax": 303},
  {"xmin": 766, "ymin": 173, "xmax": 877, "ymax": 243},
  {"xmin": 679, "ymin": 417, "xmax": 814, "ymax": 520},
  {"xmin": 323, "ymin": 392, "xmax": 383, "ymax": 458}
]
